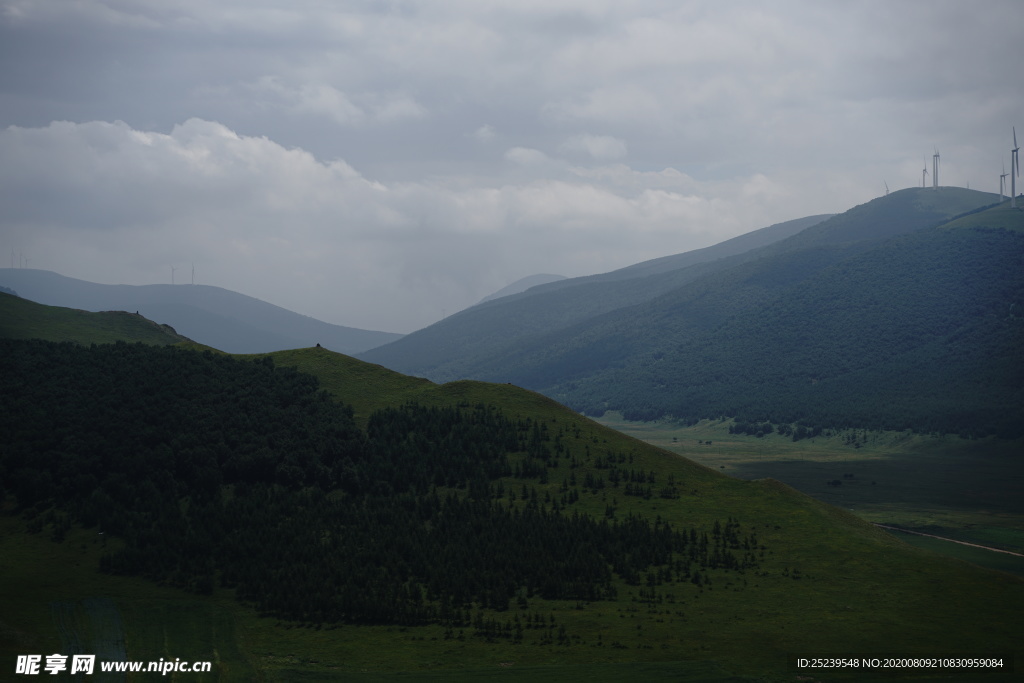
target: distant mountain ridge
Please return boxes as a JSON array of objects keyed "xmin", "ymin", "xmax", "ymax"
[
  {"xmin": 0, "ymin": 269, "xmax": 402, "ymax": 354},
  {"xmin": 533, "ymin": 213, "xmax": 834, "ymax": 290},
  {"xmin": 476, "ymin": 274, "xmax": 567, "ymax": 305},
  {"xmin": 360, "ymin": 187, "xmax": 1023, "ymax": 437},
  {"xmin": 359, "ymin": 214, "xmax": 834, "ymax": 375}
]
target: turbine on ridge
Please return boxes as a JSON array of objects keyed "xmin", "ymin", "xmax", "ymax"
[{"xmin": 1013, "ymin": 127, "xmax": 1020, "ymax": 209}]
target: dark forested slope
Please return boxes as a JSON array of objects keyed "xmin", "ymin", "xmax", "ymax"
[
  {"xmin": 0, "ymin": 340, "xmax": 733, "ymax": 624},
  {"xmin": 358, "ymin": 214, "xmax": 833, "ymax": 375},
  {"xmin": 363, "ymin": 189, "xmax": 1019, "ymax": 436},
  {"xmin": 361, "ymin": 190, "xmax": 995, "ymax": 382},
  {"xmin": 555, "ymin": 221, "xmax": 1024, "ymax": 436}
]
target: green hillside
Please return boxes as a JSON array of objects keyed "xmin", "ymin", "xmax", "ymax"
[
  {"xmin": 0, "ymin": 269, "xmax": 403, "ymax": 354},
  {"xmin": 2, "ymin": 340, "xmax": 1022, "ymax": 681},
  {"xmin": 0, "ymin": 291, "xmax": 191, "ymax": 346},
  {"xmin": 361, "ymin": 188, "xmax": 1022, "ymax": 438},
  {"xmin": 360, "ymin": 189, "xmax": 997, "ymax": 382},
  {"xmin": 357, "ymin": 215, "xmax": 835, "ymax": 378},
  {"xmin": 758, "ymin": 186, "xmax": 999, "ymax": 250},
  {"xmin": 553, "ymin": 222, "xmax": 1024, "ymax": 436},
  {"xmin": 939, "ymin": 200, "xmax": 1024, "ymax": 232}
]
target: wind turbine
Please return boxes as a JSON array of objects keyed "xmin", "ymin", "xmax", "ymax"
[
  {"xmin": 1001, "ymin": 162, "xmax": 1009, "ymax": 201},
  {"xmin": 932, "ymin": 148, "xmax": 940, "ymax": 189},
  {"xmin": 1013, "ymin": 127, "xmax": 1020, "ymax": 209},
  {"xmin": 922, "ymin": 156, "xmax": 929, "ymax": 188},
  {"xmin": 884, "ymin": 180, "xmax": 890, "ymax": 196},
  {"xmin": 191, "ymin": 262, "xmax": 195, "ymax": 285},
  {"xmin": 171, "ymin": 265, "xmax": 177, "ymax": 285}
]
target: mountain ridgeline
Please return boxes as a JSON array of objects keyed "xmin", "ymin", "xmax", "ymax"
[
  {"xmin": 0, "ymin": 269, "xmax": 403, "ymax": 355},
  {"xmin": 358, "ymin": 214, "xmax": 833, "ymax": 375},
  {"xmin": 0, "ymin": 291, "xmax": 193, "ymax": 346},
  {"xmin": 475, "ymin": 273, "xmax": 568, "ymax": 305},
  {"xmin": 361, "ymin": 188, "xmax": 1024, "ymax": 438}
]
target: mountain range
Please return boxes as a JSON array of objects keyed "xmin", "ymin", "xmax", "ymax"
[
  {"xmin": 4, "ymin": 186, "xmax": 1020, "ymax": 439},
  {"xmin": 358, "ymin": 213, "xmax": 833, "ymax": 375},
  {"xmin": 0, "ymin": 269, "xmax": 402, "ymax": 354},
  {"xmin": 360, "ymin": 188, "xmax": 1024, "ymax": 437}
]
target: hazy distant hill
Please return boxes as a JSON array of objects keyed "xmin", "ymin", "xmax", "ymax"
[
  {"xmin": 359, "ymin": 214, "xmax": 832, "ymax": 375},
  {"xmin": 0, "ymin": 269, "xmax": 402, "ymax": 354},
  {"xmin": 361, "ymin": 188, "xmax": 1022, "ymax": 436},
  {"xmin": 476, "ymin": 273, "xmax": 567, "ymax": 305}
]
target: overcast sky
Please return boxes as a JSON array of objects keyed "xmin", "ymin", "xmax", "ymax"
[{"xmin": 1, "ymin": 0, "xmax": 1020, "ymax": 333}]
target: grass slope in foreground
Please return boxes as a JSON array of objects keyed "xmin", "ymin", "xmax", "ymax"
[{"xmin": 1, "ymin": 343, "xmax": 1021, "ymax": 682}]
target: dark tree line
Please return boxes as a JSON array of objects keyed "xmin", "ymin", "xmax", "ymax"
[{"xmin": 1, "ymin": 339, "xmax": 764, "ymax": 627}]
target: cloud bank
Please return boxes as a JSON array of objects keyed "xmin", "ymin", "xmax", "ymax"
[{"xmin": 1, "ymin": 0, "xmax": 1020, "ymax": 332}]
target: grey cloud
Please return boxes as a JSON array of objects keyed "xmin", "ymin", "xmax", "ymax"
[
  {"xmin": 2, "ymin": 118, "xmax": 777, "ymax": 331},
  {"xmin": 1, "ymin": 0, "xmax": 1021, "ymax": 332}
]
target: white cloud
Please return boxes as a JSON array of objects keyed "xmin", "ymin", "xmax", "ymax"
[
  {"xmin": 1, "ymin": 118, "xmax": 805, "ymax": 332},
  {"xmin": 559, "ymin": 133, "xmax": 627, "ymax": 159},
  {"xmin": 504, "ymin": 147, "xmax": 550, "ymax": 165},
  {"xmin": 223, "ymin": 78, "xmax": 428, "ymax": 127},
  {"xmin": 292, "ymin": 83, "xmax": 365, "ymax": 125},
  {"xmin": 369, "ymin": 93, "xmax": 428, "ymax": 123},
  {"xmin": 470, "ymin": 124, "xmax": 496, "ymax": 142}
]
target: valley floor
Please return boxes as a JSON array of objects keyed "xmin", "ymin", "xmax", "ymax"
[{"xmin": 595, "ymin": 414, "xmax": 1024, "ymax": 577}]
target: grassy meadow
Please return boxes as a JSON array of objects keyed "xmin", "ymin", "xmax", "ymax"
[
  {"xmin": 595, "ymin": 413, "xmax": 1024, "ymax": 575},
  {"xmin": 3, "ymin": 347, "xmax": 1022, "ymax": 682}
]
